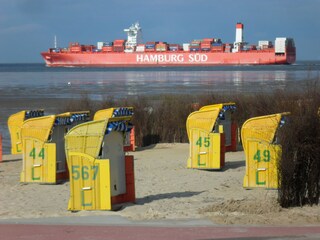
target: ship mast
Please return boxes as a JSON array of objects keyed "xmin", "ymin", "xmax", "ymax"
[{"xmin": 54, "ymin": 35, "xmax": 57, "ymax": 49}]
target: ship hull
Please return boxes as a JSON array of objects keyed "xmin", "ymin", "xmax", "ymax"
[{"xmin": 41, "ymin": 51, "xmax": 295, "ymax": 67}]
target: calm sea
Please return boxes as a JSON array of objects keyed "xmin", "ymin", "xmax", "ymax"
[{"xmin": 0, "ymin": 61, "xmax": 319, "ymax": 153}]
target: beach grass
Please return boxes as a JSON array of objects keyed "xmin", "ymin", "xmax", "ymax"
[{"xmin": 61, "ymin": 80, "xmax": 320, "ymax": 208}]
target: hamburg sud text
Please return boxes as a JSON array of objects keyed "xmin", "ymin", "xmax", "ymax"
[{"xmin": 136, "ymin": 53, "xmax": 208, "ymax": 63}]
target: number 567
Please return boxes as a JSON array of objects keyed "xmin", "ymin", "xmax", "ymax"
[{"xmin": 72, "ymin": 165, "xmax": 99, "ymax": 180}]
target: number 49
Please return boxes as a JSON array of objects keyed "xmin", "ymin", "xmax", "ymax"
[{"xmin": 253, "ymin": 149, "xmax": 270, "ymax": 162}]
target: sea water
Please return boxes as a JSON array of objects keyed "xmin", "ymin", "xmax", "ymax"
[{"xmin": 0, "ymin": 61, "xmax": 319, "ymax": 153}]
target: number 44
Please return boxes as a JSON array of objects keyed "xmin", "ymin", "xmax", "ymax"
[{"xmin": 29, "ymin": 148, "xmax": 45, "ymax": 160}]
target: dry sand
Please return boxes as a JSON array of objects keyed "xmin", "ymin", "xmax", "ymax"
[{"xmin": 1, "ymin": 143, "xmax": 320, "ymax": 225}]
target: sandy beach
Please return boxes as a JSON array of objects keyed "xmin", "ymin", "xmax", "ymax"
[{"xmin": 1, "ymin": 143, "xmax": 320, "ymax": 225}]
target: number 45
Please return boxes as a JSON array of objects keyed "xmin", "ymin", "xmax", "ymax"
[{"xmin": 196, "ymin": 137, "xmax": 210, "ymax": 147}]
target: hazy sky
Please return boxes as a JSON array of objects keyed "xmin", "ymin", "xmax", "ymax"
[{"xmin": 0, "ymin": 0, "xmax": 319, "ymax": 63}]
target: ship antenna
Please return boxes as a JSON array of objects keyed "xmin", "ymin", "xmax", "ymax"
[
  {"xmin": 138, "ymin": 22, "xmax": 143, "ymax": 43},
  {"xmin": 54, "ymin": 35, "xmax": 57, "ymax": 49}
]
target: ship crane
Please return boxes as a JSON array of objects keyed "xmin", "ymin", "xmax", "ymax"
[{"xmin": 124, "ymin": 22, "xmax": 142, "ymax": 52}]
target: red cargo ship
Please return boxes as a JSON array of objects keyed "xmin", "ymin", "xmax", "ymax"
[{"xmin": 41, "ymin": 23, "xmax": 296, "ymax": 67}]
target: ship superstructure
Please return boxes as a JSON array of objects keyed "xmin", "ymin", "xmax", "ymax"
[{"xmin": 123, "ymin": 22, "xmax": 142, "ymax": 52}]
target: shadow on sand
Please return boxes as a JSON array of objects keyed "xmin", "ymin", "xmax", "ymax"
[
  {"xmin": 223, "ymin": 160, "xmax": 245, "ymax": 171},
  {"xmin": 135, "ymin": 191, "xmax": 205, "ymax": 205}
]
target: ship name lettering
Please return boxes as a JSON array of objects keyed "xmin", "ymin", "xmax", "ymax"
[
  {"xmin": 149, "ymin": 55, "xmax": 158, "ymax": 62},
  {"xmin": 136, "ymin": 54, "xmax": 184, "ymax": 63},
  {"xmin": 188, "ymin": 54, "xmax": 208, "ymax": 62}
]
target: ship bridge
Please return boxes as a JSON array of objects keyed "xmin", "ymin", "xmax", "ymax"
[{"xmin": 124, "ymin": 22, "xmax": 142, "ymax": 52}]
